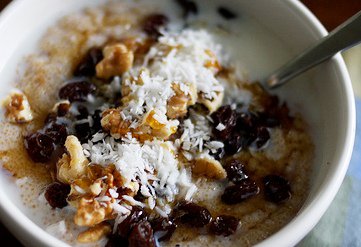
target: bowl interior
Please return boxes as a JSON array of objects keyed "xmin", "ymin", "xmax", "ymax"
[{"xmin": 0, "ymin": 0, "xmax": 355, "ymax": 246}]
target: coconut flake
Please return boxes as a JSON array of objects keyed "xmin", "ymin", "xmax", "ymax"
[{"xmin": 216, "ymin": 123, "xmax": 226, "ymax": 131}]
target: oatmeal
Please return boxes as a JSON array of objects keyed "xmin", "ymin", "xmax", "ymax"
[{"xmin": 0, "ymin": 1, "xmax": 313, "ymax": 246}]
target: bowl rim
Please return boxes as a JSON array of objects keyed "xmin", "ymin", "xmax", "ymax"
[
  {"xmin": 0, "ymin": 0, "xmax": 356, "ymax": 247},
  {"xmin": 257, "ymin": 0, "xmax": 356, "ymax": 246}
]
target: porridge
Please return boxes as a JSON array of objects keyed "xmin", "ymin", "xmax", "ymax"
[{"xmin": 0, "ymin": 1, "xmax": 313, "ymax": 246}]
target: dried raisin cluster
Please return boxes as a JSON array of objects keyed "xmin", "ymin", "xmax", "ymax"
[
  {"xmin": 106, "ymin": 202, "xmax": 240, "ymax": 247},
  {"xmin": 211, "ymin": 105, "xmax": 278, "ymax": 156},
  {"xmin": 220, "ymin": 159, "xmax": 292, "ymax": 205},
  {"xmin": 24, "ymin": 45, "xmax": 107, "ymax": 164},
  {"xmin": 221, "ymin": 160, "xmax": 260, "ymax": 204}
]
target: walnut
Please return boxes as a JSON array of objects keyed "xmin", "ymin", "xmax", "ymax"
[
  {"xmin": 2, "ymin": 90, "xmax": 33, "ymax": 123},
  {"xmin": 68, "ymin": 164, "xmax": 134, "ymax": 209},
  {"xmin": 101, "ymin": 108, "xmax": 131, "ymax": 139},
  {"xmin": 198, "ymin": 90, "xmax": 224, "ymax": 113},
  {"xmin": 57, "ymin": 135, "xmax": 89, "ymax": 184},
  {"xmin": 74, "ymin": 198, "xmax": 113, "ymax": 227},
  {"xmin": 102, "ymin": 108, "xmax": 177, "ymax": 141},
  {"xmin": 142, "ymin": 110, "xmax": 178, "ymax": 140},
  {"xmin": 167, "ymin": 83, "xmax": 197, "ymax": 119},
  {"xmin": 192, "ymin": 155, "xmax": 227, "ymax": 179},
  {"xmin": 67, "ymin": 178, "xmax": 93, "ymax": 208},
  {"xmin": 96, "ymin": 43, "xmax": 134, "ymax": 79},
  {"xmin": 204, "ymin": 49, "xmax": 221, "ymax": 73},
  {"xmin": 89, "ymin": 180, "xmax": 103, "ymax": 196},
  {"xmin": 77, "ymin": 222, "xmax": 112, "ymax": 243}
]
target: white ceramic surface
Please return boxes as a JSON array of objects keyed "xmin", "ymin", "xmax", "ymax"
[{"xmin": 0, "ymin": 0, "xmax": 355, "ymax": 247}]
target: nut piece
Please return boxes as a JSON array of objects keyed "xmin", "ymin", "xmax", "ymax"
[
  {"xmin": 101, "ymin": 108, "xmax": 178, "ymax": 141},
  {"xmin": 74, "ymin": 198, "xmax": 113, "ymax": 227},
  {"xmin": 198, "ymin": 90, "xmax": 224, "ymax": 113},
  {"xmin": 57, "ymin": 135, "xmax": 89, "ymax": 184},
  {"xmin": 2, "ymin": 90, "xmax": 33, "ymax": 123},
  {"xmin": 96, "ymin": 43, "xmax": 134, "ymax": 79},
  {"xmin": 89, "ymin": 180, "xmax": 102, "ymax": 196},
  {"xmin": 192, "ymin": 155, "xmax": 227, "ymax": 179},
  {"xmin": 167, "ymin": 83, "xmax": 197, "ymax": 119},
  {"xmin": 142, "ymin": 110, "xmax": 178, "ymax": 140},
  {"xmin": 77, "ymin": 222, "xmax": 112, "ymax": 243},
  {"xmin": 101, "ymin": 109, "xmax": 131, "ymax": 139}
]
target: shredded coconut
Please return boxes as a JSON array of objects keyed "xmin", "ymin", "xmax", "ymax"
[
  {"xmin": 216, "ymin": 123, "xmax": 226, "ymax": 131},
  {"xmin": 83, "ymin": 133, "xmax": 196, "ymax": 217},
  {"xmin": 113, "ymin": 29, "xmax": 223, "ymax": 130},
  {"xmin": 78, "ymin": 29, "xmax": 227, "ymax": 227}
]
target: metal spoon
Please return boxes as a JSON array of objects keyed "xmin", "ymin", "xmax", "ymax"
[{"xmin": 267, "ymin": 10, "xmax": 361, "ymax": 89}]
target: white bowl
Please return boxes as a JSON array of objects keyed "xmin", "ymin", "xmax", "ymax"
[{"xmin": 0, "ymin": 0, "xmax": 355, "ymax": 246}]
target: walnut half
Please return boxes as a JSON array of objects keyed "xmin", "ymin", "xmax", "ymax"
[
  {"xmin": 96, "ymin": 43, "xmax": 134, "ymax": 79},
  {"xmin": 74, "ymin": 198, "xmax": 113, "ymax": 227},
  {"xmin": 77, "ymin": 222, "xmax": 112, "ymax": 243},
  {"xmin": 57, "ymin": 135, "xmax": 89, "ymax": 184},
  {"xmin": 167, "ymin": 83, "xmax": 197, "ymax": 119},
  {"xmin": 2, "ymin": 90, "xmax": 33, "ymax": 123}
]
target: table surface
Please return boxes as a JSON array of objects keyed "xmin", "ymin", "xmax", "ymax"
[{"xmin": 0, "ymin": 0, "xmax": 360, "ymax": 246}]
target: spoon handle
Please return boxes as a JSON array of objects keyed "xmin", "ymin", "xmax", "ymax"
[{"xmin": 267, "ymin": 10, "xmax": 361, "ymax": 89}]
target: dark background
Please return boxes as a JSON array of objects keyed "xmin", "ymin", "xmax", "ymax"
[{"xmin": 0, "ymin": 0, "xmax": 361, "ymax": 246}]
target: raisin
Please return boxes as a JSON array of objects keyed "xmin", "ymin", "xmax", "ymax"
[
  {"xmin": 128, "ymin": 221, "xmax": 156, "ymax": 247},
  {"xmin": 75, "ymin": 122, "xmax": 91, "ymax": 143},
  {"xmin": 91, "ymin": 109, "xmax": 103, "ymax": 133},
  {"xmin": 209, "ymin": 215, "xmax": 239, "ymax": 236},
  {"xmin": 75, "ymin": 105, "xmax": 89, "ymax": 120},
  {"xmin": 59, "ymin": 81, "xmax": 96, "ymax": 102},
  {"xmin": 44, "ymin": 182, "xmax": 70, "ymax": 208},
  {"xmin": 151, "ymin": 217, "xmax": 176, "ymax": 242},
  {"xmin": 263, "ymin": 175, "xmax": 291, "ymax": 203},
  {"xmin": 45, "ymin": 122, "xmax": 68, "ymax": 145},
  {"xmin": 236, "ymin": 112, "xmax": 256, "ymax": 132},
  {"xmin": 174, "ymin": 202, "xmax": 212, "ymax": 227},
  {"xmin": 105, "ymin": 234, "xmax": 129, "ymax": 247},
  {"xmin": 175, "ymin": 0, "xmax": 198, "ymax": 18},
  {"xmin": 72, "ymin": 106, "xmax": 92, "ymax": 143},
  {"xmin": 224, "ymin": 160, "xmax": 248, "ymax": 184},
  {"xmin": 74, "ymin": 47, "xmax": 104, "ymax": 77},
  {"xmin": 143, "ymin": 14, "xmax": 169, "ymax": 38},
  {"xmin": 24, "ymin": 132, "xmax": 55, "ymax": 163},
  {"xmin": 221, "ymin": 179, "xmax": 260, "ymax": 205},
  {"xmin": 217, "ymin": 7, "xmax": 237, "ymax": 20},
  {"xmin": 223, "ymin": 132, "xmax": 245, "ymax": 155},
  {"xmin": 57, "ymin": 103, "xmax": 71, "ymax": 117},
  {"xmin": 255, "ymin": 126, "xmax": 270, "ymax": 148},
  {"xmin": 211, "ymin": 105, "xmax": 237, "ymax": 140},
  {"xmin": 117, "ymin": 206, "xmax": 148, "ymax": 238}
]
